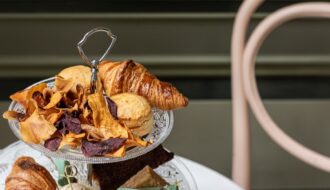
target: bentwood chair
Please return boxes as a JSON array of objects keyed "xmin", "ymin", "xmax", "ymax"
[{"xmin": 231, "ymin": 1, "xmax": 330, "ymax": 189}]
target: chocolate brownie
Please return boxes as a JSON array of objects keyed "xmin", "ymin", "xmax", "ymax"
[{"xmin": 92, "ymin": 145, "xmax": 174, "ymax": 190}]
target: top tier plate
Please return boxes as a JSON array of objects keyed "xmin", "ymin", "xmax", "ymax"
[{"xmin": 7, "ymin": 77, "xmax": 174, "ymax": 164}]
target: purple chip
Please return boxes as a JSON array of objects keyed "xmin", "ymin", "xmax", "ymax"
[
  {"xmin": 63, "ymin": 116, "xmax": 82, "ymax": 134},
  {"xmin": 44, "ymin": 137, "xmax": 62, "ymax": 151},
  {"xmin": 55, "ymin": 112, "xmax": 82, "ymax": 134},
  {"xmin": 81, "ymin": 138, "xmax": 126, "ymax": 157},
  {"xmin": 105, "ymin": 97, "xmax": 118, "ymax": 120},
  {"xmin": 55, "ymin": 119, "xmax": 66, "ymax": 134}
]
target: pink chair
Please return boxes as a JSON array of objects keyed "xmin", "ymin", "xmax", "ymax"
[{"xmin": 231, "ymin": 1, "xmax": 330, "ymax": 189}]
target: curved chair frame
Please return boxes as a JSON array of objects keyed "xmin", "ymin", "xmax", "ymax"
[{"xmin": 231, "ymin": 1, "xmax": 330, "ymax": 189}]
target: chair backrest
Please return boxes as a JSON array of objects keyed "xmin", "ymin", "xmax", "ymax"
[{"xmin": 231, "ymin": 1, "xmax": 330, "ymax": 190}]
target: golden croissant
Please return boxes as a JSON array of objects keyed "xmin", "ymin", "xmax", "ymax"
[
  {"xmin": 5, "ymin": 156, "xmax": 57, "ymax": 190},
  {"xmin": 98, "ymin": 60, "xmax": 189, "ymax": 110}
]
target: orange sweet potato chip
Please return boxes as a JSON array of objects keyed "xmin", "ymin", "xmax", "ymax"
[
  {"xmin": 105, "ymin": 145, "xmax": 126, "ymax": 158},
  {"xmin": 42, "ymin": 109, "xmax": 63, "ymax": 124},
  {"xmin": 81, "ymin": 124, "xmax": 103, "ymax": 141},
  {"xmin": 54, "ymin": 75, "xmax": 75, "ymax": 93},
  {"xmin": 83, "ymin": 108, "xmax": 90, "ymax": 119},
  {"xmin": 10, "ymin": 83, "xmax": 47, "ymax": 109},
  {"xmin": 76, "ymin": 84, "xmax": 88, "ymax": 110},
  {"xmin": 125, "ymin": 131, "xmax": 148, "ymax": 148},
  {"xmin": 59, "ymin": 132, "xmax": 85, "ymax": 149},
  {"xmin": 27, "ymin": 83, "xmax": 48, "ymax": 100},
  {"xmin": 81, "ymin": 124, "xmax": 127, "ymax": 141},
  {"xmin": 42, "ymin": 87, "xmax": 53, "ymax": 99},
  {"xmin": 43, "ymin": 91, "xmax": 62, "ymax": 109},
  {"xmin": 25, "ymin": 99, "xmax": 39, "ymax": 118},
  {"xmin": 2, "ymin": 111, "xmax": 25, "ymax": 121},
  {"xmin": 20, "ymin": 110, "xmax": 57, "ymax": 144},
  {"xmin": 10, "ymin": 90, "xmax": 28, "ymax": 109},
  {"xmin": 87, "ymin": 92, "xmax": 128, "ymax": 139}
]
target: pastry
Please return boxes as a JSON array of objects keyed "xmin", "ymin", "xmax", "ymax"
[
  {"xmin": 111, "ymin": 93, "xmax": 153, "ymax": 137},
  {"xmin": 5, "ymin": 156, "xmax": 57, "ymax": 190},
  {"xmin": 121, "ymin": 166, "xmax": 168, "ymax": 188},
  {"xmin": 52, "ymin": 60, "xmax": 189, "ymax": 110},
  {"xmin": 93, "ymin": 145, "xmax": 174, "ymax": 190},
  {"xmin": 98, "ymin": 60, "xmax": 188, "ymax": 110},
  {"xmin": 56, "ymin": 65, "xmax": 91, "ymax": 93}
]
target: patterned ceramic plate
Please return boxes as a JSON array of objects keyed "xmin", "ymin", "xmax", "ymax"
[{"xmin": 0, "ymin": 141, "xmax": 197, "ymax": 190}]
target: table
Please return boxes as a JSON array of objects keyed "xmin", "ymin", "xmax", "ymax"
[
  {"xmin": 179, "ymin": 157, "xmax": 243, "ymax": 190},
  {"xmin": 0, "ymin": 141, "xmax": 242, "ymax": 190}
]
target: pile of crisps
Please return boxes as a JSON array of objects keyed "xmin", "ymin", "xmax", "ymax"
[{"xmin": 3, "ymin": 75, "xmax": 148, "ymax": 157}]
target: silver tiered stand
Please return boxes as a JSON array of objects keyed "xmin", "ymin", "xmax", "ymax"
[{"xmin": 7, "ymin": 27, "xmax": 197, "ymax": 190}]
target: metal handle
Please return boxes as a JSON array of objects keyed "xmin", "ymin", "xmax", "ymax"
[
  {"xmin": 77, "ymin": 27, "xmax": 117, "ymax": 65},
  {"xmin": 77, "ymin": 27, "xmax": 117, "ymax": 93}
]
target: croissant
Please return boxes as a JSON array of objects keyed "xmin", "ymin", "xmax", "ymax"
[
  {"xmin": 98, "ymin": 60, "xmax": 188, "ymax": 110},
  {"xmin": 5, "ymin": 156, "xmax": 57, "ymax": 190}
]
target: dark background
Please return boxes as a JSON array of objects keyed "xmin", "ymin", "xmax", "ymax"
[
  {"xmin": 1, "ymin": 1, "xmax": 330, "ymax": 189},
  {"xmin": 0, "ymin": 0, "xmax": 316, "ymax": 13},
  {"xmin": 1, "ymin": 0, "xmax": 330, "ymax": 100}
]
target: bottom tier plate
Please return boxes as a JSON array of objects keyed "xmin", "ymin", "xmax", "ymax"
[{"xmin": 0, "ymin": 141, "xmax": 197, "ymax": 190}]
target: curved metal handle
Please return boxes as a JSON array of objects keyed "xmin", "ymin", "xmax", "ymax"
[
  {"xmin": 77, "ymin": 27, "xmax": 117, "ymax": 93},
  {"xmin": 77, "ymin": 27, "xmax": 117, "ymax": 66}
]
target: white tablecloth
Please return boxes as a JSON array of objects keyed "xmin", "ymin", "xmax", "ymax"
[{"xmin": 179, "ymin": 157, "xmax": 242, "ymax": 190}]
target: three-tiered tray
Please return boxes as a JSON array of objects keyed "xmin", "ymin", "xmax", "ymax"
[{"xmin": 2, "ymin": 27, "xmax": 197, "ymax": 190}]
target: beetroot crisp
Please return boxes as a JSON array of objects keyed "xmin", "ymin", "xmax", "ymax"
[
  {"xmin": 44, "ymin": 137, "xmax": 62, "ymax": 152},
  {"xmin": 81, "ymin": 138, "xmax": 126, "ymax": 157},
  {"xmin": 105, "ymin": 97, "xmax": 118, "ymax": 120},
  {"xmin": 55, "ymin": 112, "xmax": 82, "ymax": 135}
]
